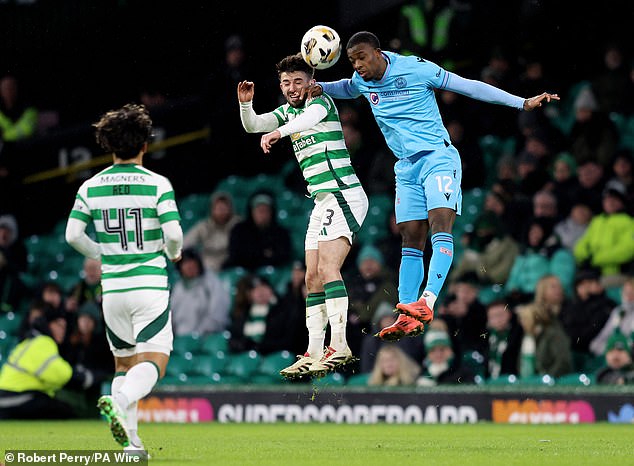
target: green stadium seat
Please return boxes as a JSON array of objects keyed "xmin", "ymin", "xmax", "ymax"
[
  {"xmin": 556, "ymin": 372, "xmax": 594, "ymax": 387},
  {"xmin": 485, "ymin": 374, "xmax": 520, "ymax": 385},
  {"xmin": 478, "ymin": 285, "xmax": 504, "ymax": 306},
  {"xmin": 191, "ymin": 352, "xmax": 228, "ymax": 377},
  {"xmin": 172, "ymin": 334, "xmax": 202, "ymax": 356},
  {"xmin": 517, "ymin": 374, "xmax": 556, "ymax": 386},
  {"xmin": 224, "ymin": 350, "xmax": 262, "ymax": 380},
  {"xmin": 0, "ymin": 312, "xmax": 22, "ymax": 337},
  {"xmin": 312, "ymin": 372, "xmax": 345, "ymax": 386},
  {"xmin": 256, "ymin": 265, "xmax": 291, "ymax": 296},
  {"xmin": 346, "ymin": 373, "xmax": 370, "ymax": 386},
  {"xmin": 165, "ymin": 354, "xmax": 193, "ymax": 379},
  {"xmin": 256, "ymin": 351, "xmax": 294, "ymax": 379},
  {"xmin": 199, "ymin": 331, "xmax": 230, "ymax": 355}
]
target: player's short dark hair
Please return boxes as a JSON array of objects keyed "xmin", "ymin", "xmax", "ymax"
[
  {"xmin": 347, "ymin": 31, "xmax": 381, "ymax": 50},
  {"xmin": 93, "ymin": 103, "xmax": 153, "ymax": 160},
  {"xmin": 276, "ymin": 53, "xmax": 314, "ymax": 79}
]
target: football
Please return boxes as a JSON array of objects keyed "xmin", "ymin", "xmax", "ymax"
[{"xmin": 300, "ymin": 25, "xmax": 342, "ymax": 70}]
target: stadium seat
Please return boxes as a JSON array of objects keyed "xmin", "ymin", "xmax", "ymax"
[
  {"xmin": 191, "ymin": 352, "xmax": 228, "ymax": 377},
  {"xmin": 172, "ymin": 334, "xmax": 202, "ymax": 356},
  {"xmin": 218, "ymin": 267, "xmax": 248, "ymax": 301},
  {"xmin": 556, "ymin": 372, "xmax": 594, "ymax": 387},
  {"xmin": 346, "ymin": 373, "xmax": 370, "ymax": 386},
  {"xmin": 517, "ymin": 374, "xmax": 556, "ymax": 386},
  {"xmin": 199, "ymin": 331, "xmax": 230, "ymax": 355},
  {"xmin": 312, "ymin": 372, "xmax": 345, "ymax": 387},
  {"xmin": 224, "ymin": 350, "xmax": 262, "ymax": 380},
  {"xmin": 256, "ymin": 265, "xmax": 291, "ymax": 296},
  {"xmin": 256, "ymin": 351, "xmax": 294, "ymax": 379},
  {"xmin": 0, "ymin": 312, "xmax": 21, "ymax": 337},
  {"xmin": 165, "ymin": 354, "xmax": 193, "ymax": 379},
  {"xmin": 484, "ymin": 374, "xmax": 520, "ymax": 386}
]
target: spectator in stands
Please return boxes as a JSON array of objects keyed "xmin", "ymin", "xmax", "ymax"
[
  {"xmin": 278, "ymin": 260, "xmax": 309, "ymax": 357},
  {"xmin": 554, "ymin": 202, "xmax": 593, "ymax": 252},
  {"xmin": 573, "ymin": 180, "xmax": 634, "ymax": 288},
  {"xmin": 227, "ymin": 274, "xmax": 294, "ymax": 355},
  {"xmin": 345, "ymin": 244, "xmax": 399, "ymax": 357},
  {"xmin": 376, "ymin": 211, "xmax": 408, "ymax": 277},
  {"xmin": 590, "ymin": 277, "xmax": 634, "ymax": 356},
  {"xmin": 63, "ymin": 301, "xmax": 112, "ymax": 416},
  {"xmin": 0, "ymin": 305, "xmax": 74, "ymax": 419},
  {"xmin": 445, "ymin": 118, "xmax": 486, "ymax": 190},
  {"xmin": 484, "ymin": 300, "xmax": 523, "ymax": 379},
  {"xmin": 359, "ymin": 301, "xmax": 425, "ymax": 374},
  {"xmin": 183, "ymin": 191, "xmax": 241, "ymax": 272},
  {"xmin": 575, "ymin": 160, "xmax": 607, "ymax": 214},
  {"xmin": 505, "ymin": 216, "xmax": 576, "ymax": 304},
  {"xmin": 437, "ymin": 271, "xmax": 488, "ymax": 356},
  {"xmin": 516, "ymin": 276, "xmax": 573, "ymax": 378},
  {"xmin": 367, "ymin": 344, "xmax": 421, "ymax": 387},
  {"xmin": 451, "ymin": 210, "xmax": 519, "ymax": 286},
  {"xmin": 515, "ymin": 150, "xmax": 550, "ymax": 198},
  {"xmin": 342, "ymin": 110, "xmax": 395, "ymax": 196},
  {"xmin": 568, "ymin": 86, "xmax": 619, "ymax": 169},
  {"xmin": 486, "ymin": 181, "xmax": 526, "ymax": 242},
  {"xmin": 65, "ymin": 257, "xmax": 102, "ymax": 314},
  {"xmin": 170, "ymin": 248, "xmax": 231, "ymax": 337},
  {"xmin": 548, "ymin": 152, "xmax": 580, "ymax": 218},
  {"xmin": 591, "ymin": 43, "xmax": 633, "ymax": 115},
  {"xmin": 0, "ymin": 75, "xmax": 38, "ymax": 142},
  {"xmin": 0, "ymin": 214, "xmax": 29, "ymax": 313},
  {"xmin": 513, "ymin": 189, "xmax": 560, "ymax": 246},
  {"xmin": 560, "ymin": 268, "xmax": 616, "ymax": 369},
  {"xmin": 416, "ymin": 328, "xmax": 477, "ymax": 386},
  {"xmin": 595, "ymin": 330, "xmax": 634, "ymax": 385},
  {"xmin": 224, "ymin": 190, "xmax": 292, "ymax": 271},
  {"xmin": 608, "ymin": 150, "xmax": 634, "ymax": 214}
]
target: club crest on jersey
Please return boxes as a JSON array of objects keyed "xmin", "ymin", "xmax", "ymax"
[
  {"xmin": 369, "ymin": 92, "xmax": 379, "ymax": 105},
  {"xmin": 395, "ymin": 77, "xmax": 407, "ymax": 88}
]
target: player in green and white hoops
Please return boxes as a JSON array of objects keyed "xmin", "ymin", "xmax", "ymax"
[
  {"xmin": 65, "ymin": 104, "xmax": 183, "ymax": 456},
  {"xmin": 238, "ymin": 54, "xmax": 369, "ymax": 378}
]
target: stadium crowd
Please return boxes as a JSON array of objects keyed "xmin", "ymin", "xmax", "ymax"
[{"xmin": 1, "ymin": 1, "xmax": 634, "ymax": 418}]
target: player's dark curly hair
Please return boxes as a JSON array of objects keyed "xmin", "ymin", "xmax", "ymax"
[
  {"xmin": 275, "ymin": 53, "xmax": 314, "ymax": 79},
  {"xmin": 346, "ymin": 31, "xmax": 380, "ymax": 50},
  {"xmin": 93, "ymin": 103, "xmax": 153, "ymax": 160}
]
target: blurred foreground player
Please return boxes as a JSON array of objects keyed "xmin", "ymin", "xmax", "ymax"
[{"xmin": 66, "ymin": 104, "xmax": 183, "ymax": 457}]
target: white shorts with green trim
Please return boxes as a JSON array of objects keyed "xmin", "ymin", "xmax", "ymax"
[
  {"xmin": 102, "ymin": 289, "xmax": 173, "ymax": 357},
  {"xmin": 305, "ymin": 186, "xmax": 368, "ymax": 250}
]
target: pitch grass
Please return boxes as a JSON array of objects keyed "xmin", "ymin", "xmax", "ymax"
[{"xmin": 1, "ymin": 421, "xmax": 633, "ymax": 465}]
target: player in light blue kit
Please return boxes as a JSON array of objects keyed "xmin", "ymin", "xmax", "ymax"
[{"xmin": 314, "ymin": 31, "xmax": 559, "ymax": 340}]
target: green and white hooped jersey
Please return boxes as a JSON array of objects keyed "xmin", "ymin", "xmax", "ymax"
[
  {"xmin": 272, "ymin": 93, "xmax": 361, "ymax": 197},
  {"xmin": 68, "ymin": 163, "xmax": 181, "ymax": 294}
]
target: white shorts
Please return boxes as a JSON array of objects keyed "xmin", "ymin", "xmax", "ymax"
[
  {"xmin": 305, "ymin": 186, "xmax": 368, "ymax": 250},
  {"xmin": 102, "ymin": 289, "xmax": 173, "ymax": 357}
]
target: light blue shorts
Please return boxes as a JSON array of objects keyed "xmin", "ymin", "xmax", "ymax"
[{"xmin": 394, "ymin": 144, "xmax": 462, "ymax": 223}]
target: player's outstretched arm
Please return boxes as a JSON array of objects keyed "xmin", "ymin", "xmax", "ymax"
[{"xmin": 523, "ymin": 92, "xmax": 560, "ymax": 111}]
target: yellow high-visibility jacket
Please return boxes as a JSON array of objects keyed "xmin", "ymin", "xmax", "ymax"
[{"xmin": 0, "ymin": 334, "xmax": 72, "ymax": 397}]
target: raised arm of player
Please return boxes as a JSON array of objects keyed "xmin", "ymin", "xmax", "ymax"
[{"xmin": 237, "ymin": 81, "xmax": 279, "ymax": 133}]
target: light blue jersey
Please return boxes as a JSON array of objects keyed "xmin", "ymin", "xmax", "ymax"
[{"xmin": 320, "ymin": 51, "xmax": 525, "ymax": 159}]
